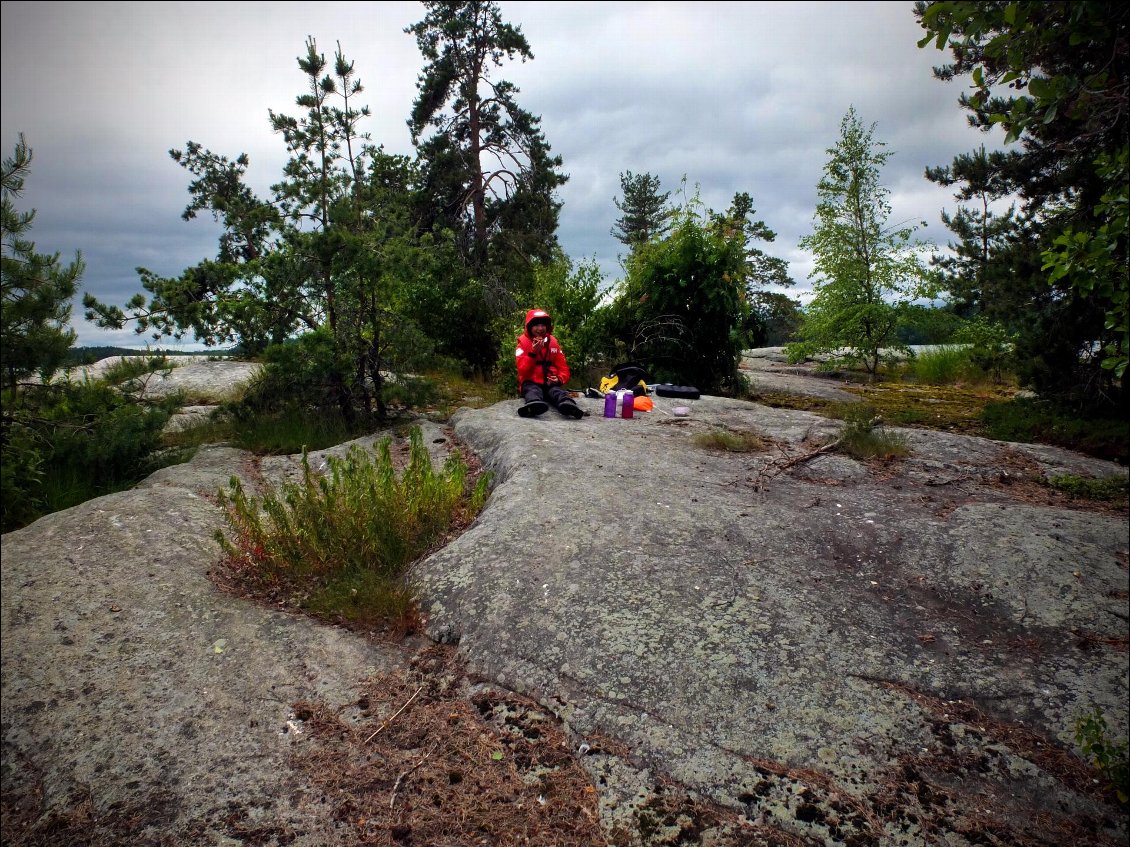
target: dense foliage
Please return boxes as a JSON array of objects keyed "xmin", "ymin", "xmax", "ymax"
[
  {"xmin": 917, "ymin": 0, "xmax": 1128, "ymax": 404},
  {"xmin": 602, "ymin": 191, "xmax": 790, "ymax": 393},
  {"xmin": 2, "ymin": 357, "xmax": 177, "ymax": 532}
]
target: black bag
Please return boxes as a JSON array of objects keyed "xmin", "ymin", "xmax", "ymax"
[{"xmin": 600, "ymin": 362, "xmax": 650, "ymax": 395}]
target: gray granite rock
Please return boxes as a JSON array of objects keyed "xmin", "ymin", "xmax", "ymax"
[
  {"xmin": 3, "ymin": 381, "xmax": 1127, "ymax": 846},
  {"xmin": 413, "ymin": 394, "xmax": 1128, "ymax": 845}
]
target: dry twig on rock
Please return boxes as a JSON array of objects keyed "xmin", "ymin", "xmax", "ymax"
[
  {"xmin": 364, "ymin": 684, "xmax": 423, "ymax": 743},
  {"xmin": 752, "ymin": 438, "xmax": 842, "ymax": 491}
]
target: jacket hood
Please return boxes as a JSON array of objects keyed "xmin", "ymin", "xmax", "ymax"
[{"xmin": 524, "ymin": 308, "xmax": 553, "ymax": 336}]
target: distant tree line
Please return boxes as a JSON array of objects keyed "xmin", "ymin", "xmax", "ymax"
[{"xmin": 66, "ymin": 346, "xmax": 232, "ymax": 365}]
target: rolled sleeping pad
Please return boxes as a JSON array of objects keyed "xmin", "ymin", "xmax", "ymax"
[{"xmin": 654, "ymin": 384, "xmax": 700, "ymax": 400}]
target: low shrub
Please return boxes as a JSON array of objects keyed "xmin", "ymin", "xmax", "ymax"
[
  {"xmin": 833, "ymin": 404, "xmax": 911, "ymax": 460},
  {"xmin": 981, "ymin": 397, "xmax": 1128, "ymax": 464},
  {"xmin": 1075, "ymin": 706, "xmax": 1129, "ymax": 806},
  {"xmin": 1048, "ymin": 474, "xmax": 1129, "ymax": 502},
  {"xmin": 952, "ymin": 317, "xmax": 1016, "ymax": 383},
  {"xmin": 215, "ymin": 426, "xmax": 492, "ymax": 630}
]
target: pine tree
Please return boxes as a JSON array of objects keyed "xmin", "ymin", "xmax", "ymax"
[
  {"xmin": 407, "ymin": 0, "xmax": 567, "ymax": 272},
  {"xmin": 85, "ymin": 41, "xmax": 430, "ymax": 420},
  {"xmin": 925, "ymin": 146, "xmax": 1031, "ymax": 320},
  {"xmin": 1, "ymin": 135, "xmax": 82, "ymax": 395},
  {"xmin": 611, "ymin": 171, "xmax": 671, "ymax": 250}
]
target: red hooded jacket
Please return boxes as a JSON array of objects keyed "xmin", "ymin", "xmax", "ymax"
[{"xmin": 515, "ymin": 308, "xmax": 570, "ymax": 387}]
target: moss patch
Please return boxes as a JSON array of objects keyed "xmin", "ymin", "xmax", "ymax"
[{"xmin": 842, "ymin": 382, "xmax": 1016, "ymax": 435}]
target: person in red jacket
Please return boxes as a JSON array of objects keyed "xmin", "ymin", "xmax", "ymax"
[{"xmin": 515, "ymin": 308, "xmax": 584, "ymax": 418}]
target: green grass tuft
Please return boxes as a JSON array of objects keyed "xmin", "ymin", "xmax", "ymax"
[
  {"xmin": 215, "ymin": 426, "xmax": 492, "ymax": 630},
  {"xmin": 905, "ymin": 346, "xmax": 980, "ymax": 385},
  {"xmin": 833, "ymin": 405, "xmax": 911, "ymax": 460},
  {"xmin": 693, "ymin": 429, "xmax": 770, "ymax": 453}
]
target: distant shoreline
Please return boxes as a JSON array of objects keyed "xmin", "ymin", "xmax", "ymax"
[{"xmin": 67, "ymin": 346, "xmax": 237, "ymax": 364}]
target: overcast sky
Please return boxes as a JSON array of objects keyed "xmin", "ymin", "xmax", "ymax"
[{"xmin": 1, "ymin": 0, "xmax": 1003, "ymax": 349}]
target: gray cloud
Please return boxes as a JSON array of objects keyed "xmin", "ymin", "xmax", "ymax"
[{"xmin": 2, "ymin": 0, "xmax": 1002, "ymax": 347}]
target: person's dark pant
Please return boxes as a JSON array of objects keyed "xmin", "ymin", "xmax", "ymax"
[{"xmin": 520, "ymin": 381, "xmax": 581, "ymax": 417}]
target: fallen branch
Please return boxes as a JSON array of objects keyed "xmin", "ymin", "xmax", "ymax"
[
  {"xmin": 364, "ymin": 684, "xmax": 423, "ymax": 744},
  {"xmin": 753, "ymin": 438, "xmax": 842, "ymax": 490}
]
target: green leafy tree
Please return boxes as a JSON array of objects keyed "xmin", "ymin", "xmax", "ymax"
[
  {"xmin": 1, "ymin": 135, "xmax": 83, "ymax": 394},
  {"xmin": 917, "ymin": 0, "xmax": 1128, "ymax": 395},
  {"xmin": 792, "ymin": 107, "xmax": 932, "ymax": 375},
  {"xmin": 611, "ymin": 171, "xmax": 672, "ymax": 251},
  {"xmin": 608, "ymin": 194, "xmax": 752, "ymax": 394},
  {"xmin": 86, "ymin": 40, "xmax": 430, "ymax": 420},
  {"xmin": 407, "ymin": 0, "xmax": 567, "ymax": 277}
]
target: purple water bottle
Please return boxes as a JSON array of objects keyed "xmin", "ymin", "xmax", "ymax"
[
  {"xmin": 621, "ymin": 391, "xmax": 634, "ymax": 419},
  {"xmin": 603, "ymin": 392, "xmax": 617, "ymax": 418}
]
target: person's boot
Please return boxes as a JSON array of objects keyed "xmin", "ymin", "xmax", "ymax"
[
  {"xmin": 558, "ymin": 400, "xmax": 584, "ymax": 419},
  {"xmin": 517, "ymin": 399, "xmax": 548, "ymax": 417}
]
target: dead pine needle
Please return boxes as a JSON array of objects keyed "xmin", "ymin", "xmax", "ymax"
[{"xmin": 391, "ymin": 745, "xmax": 436, "ymax": 808}]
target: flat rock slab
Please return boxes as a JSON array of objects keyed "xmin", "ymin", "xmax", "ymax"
[
  {"xmin": 413, "ymin": 394, "xmax": 1129, "ymax": 844},
  {"xmin": 62, "ymin": 357, "xmax": 260, "ymax": 402}
]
